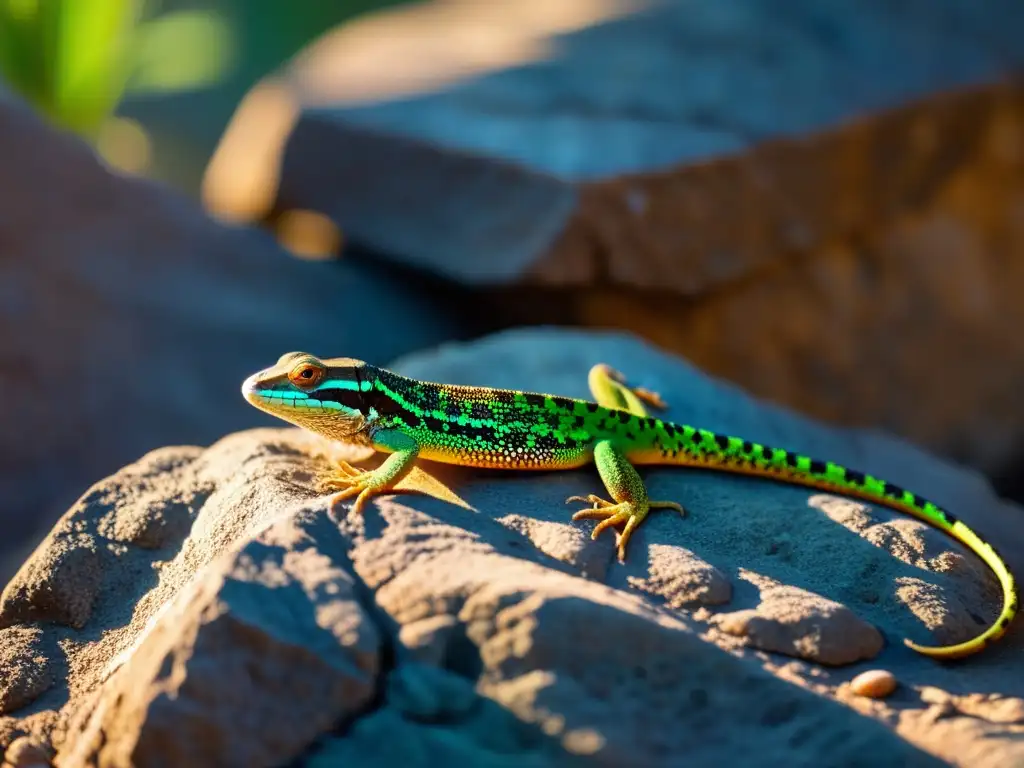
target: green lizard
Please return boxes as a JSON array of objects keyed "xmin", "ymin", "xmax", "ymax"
[{"xmin": 242, "ymin": 351, "xmax": 1018, "ymax": 660}]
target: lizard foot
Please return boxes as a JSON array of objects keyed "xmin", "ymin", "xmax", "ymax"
[
  {"xmin": 566, "ymin": 495, "xmax": 686, "ymax": 561},
  {"xmin": 600, "ymin": 365, "xmax": 669, "ymax": 411},
  {"xmin": 317, "ymin": 461, "xmax": 390, "ymax": 514},
  {"xmin": 316, "ymin": 459, "xmax": 369, "ymax": 491}
]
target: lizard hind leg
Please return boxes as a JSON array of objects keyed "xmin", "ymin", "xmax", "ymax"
[
  {"xmin": 587, "ymin": 363, "xmax": 668, "ymax": 415},
  {"xmin": 567, "ymin": 440, "xmax": 685, "ymax": 562}
]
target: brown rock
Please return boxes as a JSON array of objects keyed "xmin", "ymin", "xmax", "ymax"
[
  {"xmin": 0, "ymin": 536, "xmax": 106, "ymax": 631},
  {"xmin": 715, "ymin": 582, "xmax": 884, "ymax": 665},
  {"xmin": 203, "ymin": 0, "xmax": 1024, "ymax": 480},
  {"xmin": 626, "ymin": 545, "xmax": 732, "ymax": 609},
  {"xmin": 0, "ymin": 628, "xmax": 53, "ymax": 714},
  {"xmin": 0, "ymin": 88, "xmax": 460, "ymax": 585},
  {"xmin": 4, "ymin": 735, "xmax": 53, "ymax": 767}
]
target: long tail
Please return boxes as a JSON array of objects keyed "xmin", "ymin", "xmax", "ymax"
[{"xmin": 633, "ymin": 424, "xmax": 1019, "ymax": 659}]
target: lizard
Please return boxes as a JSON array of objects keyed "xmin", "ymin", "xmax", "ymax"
[{"xmin": 241, "ymin": 351, "xmax": 1018, "ymax": 660}]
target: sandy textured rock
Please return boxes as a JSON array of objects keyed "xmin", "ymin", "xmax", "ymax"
[
  {"xmin": 203, "ymin": 0, "xmax": 1024, "ymax": 483},
  {"xmin": 0, "ymin": 628, "xmax": 53, "ymax": 715},
  {"xmin": 715, "ymin": 581, "xmax": 884, "ymax": 665},
  {"xmin": 625, "ymin": 545, "xmax": 732, "ymax": 609},
  {"xmin": 0, "ymin": 89, "xmax": 460, "ymax": 584},
  {"xmin": 0, "ymin": 328, "xmax": 1021, "ymax": 766},
  {"xmin": 58, "ymin": 507, "xmax": 380, "ymax": 768},
  {"xmin": 0, "ymin": 429, "xmax": 382, "ymax": 764},
  {"xmin": 4, "ymin": 735, "xmax": 53, "ymax": 767}
]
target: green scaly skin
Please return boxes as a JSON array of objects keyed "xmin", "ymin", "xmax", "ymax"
[{"xmin": 242, "ymin": 352, "xmax": 1018, "ymax": 661}]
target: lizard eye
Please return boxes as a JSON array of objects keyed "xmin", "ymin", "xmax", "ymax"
[{"xmin": 288, "ymin": 362, "xmax": 324, "ymax": 388}]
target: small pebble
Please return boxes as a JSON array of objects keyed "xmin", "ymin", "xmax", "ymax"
[{"xmin": 850, "ymin": 669, "xmax": 898, "ymax": 699}]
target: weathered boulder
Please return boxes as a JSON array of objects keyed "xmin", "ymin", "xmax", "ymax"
[{"xmin": 1, "ymin": 329, "xmax": 1020, "ymax": 766}]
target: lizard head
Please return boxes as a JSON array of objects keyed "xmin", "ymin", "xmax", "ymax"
[{"xmin": 242, "ymin": 351, "xmax": 373, "ymax": 440}]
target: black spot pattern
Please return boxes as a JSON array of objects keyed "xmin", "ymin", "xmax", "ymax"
[
  {"xmin": 844, "ymin": 469, "xmax": 865, "ymax": 485},
  {"xmin": 883, "ymin": 482, "xmax": 903, "ymax": 498},
  {"xmin": 423, "ymin": 415, "xmax": 446, "ymax": 432},
  {"xmin": 809, "ymin": 460, "xmax": 826, "ymax": 474},
  {"xmin": 471, "ymin": 401, "xmax": 493, "ymax": 421}
]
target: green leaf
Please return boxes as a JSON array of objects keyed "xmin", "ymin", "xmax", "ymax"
[
  {"xmin": 0, "ymin": 0, "xmax": 53, "ymax": 112},
  {"xmin": 127, "ymin": 9, "xmax": 235, "ymax": 94},
  {"xmin": 51, "ymin": 0, "xmax": 144, "ymax": 134}
]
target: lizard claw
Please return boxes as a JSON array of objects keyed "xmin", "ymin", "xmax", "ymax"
[
  {"xmin": 332, "ymin": 459, "xmax": 364, "ymax": 477},
  {"xmin": 325, "ymin": 472, "xmax": 388, "ymax": 515},
  {"xmin": 565, "ymin": 494, "xmax": 617, "ymax": 509},
  {"xmin": 632, "ymin": 387, "xmax": 668, "ymax": 411},
  {"xmin": 599, "ymin": 365, "xmax": 669, "ymax": 410},
  {"xmin": 650, "ymin": 499, "xmax": 687, "ymax": 517},
  {"xmin": 566, "ymin": 495, "xmax": 644, "ymax": 561},
  {"xmin": 566, "ymin": 494, "xmax": 686, "ymax": 561},
  {"xmin": 317, "ymin": 461, "xmax": 392, "ymax": 515},
  {"xmin": 316, "ymin": 469, "xmax": 376, "ymax": 493}
]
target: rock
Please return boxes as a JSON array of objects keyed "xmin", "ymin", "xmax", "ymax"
[
  {"xmin": 4, "ymin": 735, "xmax": 53, "ymax": 767},
  {"xmin": 715, "ymin": 582, "xmax": 884, "ymax": 666},
  {"xmin": 0, "ymin": 429, "xmax": 383, "ymax": 767},
  {"xmin": 388, "ymin": 328, "xmax": 1024, "ymax": 765},
  {"xmin": 305, "ymin": 664, "xmax": 577, "ymax": 768},
  {"xmin": 0, "ymin": 328, "xmax": 1020, "ymax": 766},
  {"xmin": 850, "ymin": 670, "xmax": 898, "ymax": 699},
  {"xmin": 59, "ymin": 508, "xmax": 380, "ymax": 768},
  {"xmin": 0, "ymin": 628, "xmax": 54, "ymax": 714},
  {"xmin": 0, "ymin": 89, "xmax": 461, "ymax": 584},
  {"xmin": 203, "ymin": 0, "xmax": 1024, "ymax": 484},
  {"xmin": 625, "ymin": 545, "xmax": 732, "ymax": 609}
]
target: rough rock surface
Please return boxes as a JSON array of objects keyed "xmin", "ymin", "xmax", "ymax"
[
  {"xmin": 202, "ymin": 0, "xmax": 1024, "ymax": 483},
  {"xmin": 715, "ymin": 580, "xmax": 885, "ymax": 665},
  {"xmin": 1, "ymin": 329, "xmax": 1021, "ymax": 767},
  {"xmin": 0, "ymin": 90, "xmax": 461, "ymax": 583}
]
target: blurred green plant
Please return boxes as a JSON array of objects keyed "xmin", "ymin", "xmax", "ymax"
[{"xmin": 0, "ymin": 0, "xmax": 236, "ymax": 139}]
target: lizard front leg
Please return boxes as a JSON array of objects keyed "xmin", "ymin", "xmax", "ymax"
[
  {"xmin": 568, "ymin": 440, "xmax": 684, "ymax": 562},
  {"xmin": 567, "ymin": 364, "xmax": 684, "ymax": 560},
  {"xmin": 318, "ymin": 429, "xmax": 419, "ymax": 514}
]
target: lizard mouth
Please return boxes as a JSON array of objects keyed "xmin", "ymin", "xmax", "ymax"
[
  {"xmin": 241, "ymin": 373, "xmax": 262, "ymax": 398},
  {"xmin": 241, "ymin": 373, "xmax": 307, "ymax": 413}
]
